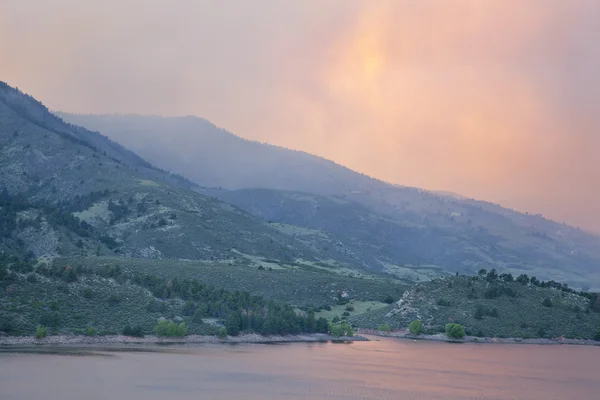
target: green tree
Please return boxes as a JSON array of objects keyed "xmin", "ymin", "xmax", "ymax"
[
  {"xmin": 445, "ymin": 323, "xmax": 465, "ymax": 339},
  {"xmin": 378, "ymin": 323, "xmax": 392, "ymax": 332},
  {"xmin": 329, "ymin": 321, "xmax": 354, "ymax": 337},
  {"xmin": 35, "ymin": 325, "xmax": 47, "ymax": 339},
  {"xmin": 594, "ymin": 330, "xmax": 600, "ymax": 341},
  {"xmin": 408, "ymin": 320, "xmax": 423, "ymax": 335}
]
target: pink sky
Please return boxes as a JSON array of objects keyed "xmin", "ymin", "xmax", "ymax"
[{"xmin": 1, "ymin": 0, "xmax": 599, "ymax": 231}]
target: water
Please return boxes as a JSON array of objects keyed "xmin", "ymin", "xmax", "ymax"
[{"xmin": 1, "ymin": 337, "xmax": 598, "ymax": 399}]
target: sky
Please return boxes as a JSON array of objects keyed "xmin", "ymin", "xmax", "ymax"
[{"xmin": 1, "ymin": 0, "xmax": 599, "ymax": 231}]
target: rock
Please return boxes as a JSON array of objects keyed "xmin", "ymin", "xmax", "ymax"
[
  {"xmin": 174, "ymin": 316, "xmax": 184, "ymax": 323},
  {"xmin": 157, "ymin": 317, "xmax": 167, "ymax": 323}
]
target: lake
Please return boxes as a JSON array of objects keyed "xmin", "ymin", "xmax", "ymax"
[{"xmin": 1, "ymin": 337, "xmax": 598, "ymax": 399}]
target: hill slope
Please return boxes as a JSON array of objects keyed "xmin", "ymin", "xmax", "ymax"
[
  {"xmin": 57, "ymin": 113, "xmax": 600, "ymax": 289},
  {"xmin": 352, "ymin": 273, "xmax": 600, "ymax": 339}
]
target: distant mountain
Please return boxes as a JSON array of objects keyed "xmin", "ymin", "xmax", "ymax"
[
  {"xmin": 0, "ymin": 83, "xmax": 328, "ymax": 264},
  {"xmin": 58, "ymin": 113, "xmax": 600, "ymax": 289}
]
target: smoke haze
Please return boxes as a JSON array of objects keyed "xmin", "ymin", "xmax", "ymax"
[{"xmin": 1, "ymin": 0, "xmax": 599, "ymax": 230}]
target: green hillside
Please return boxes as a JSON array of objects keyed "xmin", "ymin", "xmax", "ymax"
[
  {"xmin": 352, "ymin": 272, "xmax": 600, "ymax": 339},
  {"xmin": 0, "ymin": 81, "xmax": 407, "ymax": 337}
]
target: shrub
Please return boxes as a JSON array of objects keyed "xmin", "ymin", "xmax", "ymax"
[
  {"xmin": 342, "ymin": 311, "xmax": 350, "ymax": 317},
  {"xmin": 329, "ymin": 322, "xmax": 354, "ymax": 337},
  {"xmin": 542, "ymin": 298, "xmax": 553, "ymax": 307},
  {"xmin": 85, "ymin": 326, "xmax": 97, "ymax": 336},
  {"xmin": 218, "ymin": 327, "xmax": 228, "ymax": 339},
  {"xmin": 377, "ymin": 323, "xmax": 392, "ymax": 332},
  {"xmin": 35, "ymin": 325, "xmax": 47, "ymax": 339},
  {"xmin": 122, "ymin": 325, "xmax": 144, "ymax": 337},
  {"xmin": 445, "ymin": 323, "xmax": 465, "ymax": 339},
  {"xmin": 436, "ymin": 298, "xmax": 451, "ymax": 307},
  {"xmin": 537, "ymin": 327, "xmax": 546, "ymax": 338},
  {"xmin": 383, "ymin": 295, "xmax": 395, "ymax": 304},
  {"xmin": 154, "ymin": 320, "xmax": 186, "ymax": 337},
  {"xmin": 594, "ymin": 330, "xmax": 600, "ymax": 341},
  {"xmin": 345, "ymin": 306, "xmax": 355, "ymax": 312},
  {"xmin": 82, "ymin": 288, "xmax": 93, "ymax": 299},
  {"xmin": 408, "ymin": 320, "xmax": 423, "ymax": 335}
]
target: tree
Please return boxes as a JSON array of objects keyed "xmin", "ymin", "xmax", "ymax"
[
  {"xmin": 408, "ymin": 320, "xmax": 423, "ymax": 335},
  {"xmin": 486, "ymin": 269, "xmax": 498, "ymax": 282},
  {"xmin": 329, "ymin": 321, "xmax": 354, "ymax": 337},
  {"xmin": 378, "ymin": 323, "xmax": 392, "ymax": 332},
  {"xmin": 218, "ymin": 327, "xmax": 228, "ymax": 339},
  {"xmin": 594, "ymin": 330, "xmax": 600, "ymax": 341},
  {"xmin": 474, "ymin": 305, "xmax": 484, "ymax": 320},
  {"xmin": 516, "ymin": 274, "xmax": 530, "ymax": 285},
  {"xmin": 445, "ymin": 323, "xmax": 465, "ymax": 339},
  {"xmin": 478, "ymin": 269, "xmax": 487, "ymax": 277},
  {"xmin": 542, "ymin": 298, "xmax": 553, "ymax": 307}
]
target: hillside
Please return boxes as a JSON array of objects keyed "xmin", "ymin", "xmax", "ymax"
[
  {"xmin": 58, "ymin": 113, "xmax": 600, "ymax": 289},
  {"xmin": 1, "ymin": 81, "xmax": 409, "ymax": 337},
  {"xmin": 352, "ymin": 272, "xmax": 600, "ymax": 340}
]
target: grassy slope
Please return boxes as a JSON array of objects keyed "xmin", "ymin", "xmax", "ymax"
[
  {"xmin": 352, "ymin": 275, "xmax": 600, "ymax": 339},
  {"xmin": 58, "ymin": 257, "xmax": 407, "ymax": 307}
]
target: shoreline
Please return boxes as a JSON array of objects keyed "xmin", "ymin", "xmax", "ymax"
[
  {"xmin": 358, "ymin": 329, "xmax": 600, "ymax": 346},
  {"xmin": 0, "ymin": 333, "xmax": 367, "ymax": 346}
]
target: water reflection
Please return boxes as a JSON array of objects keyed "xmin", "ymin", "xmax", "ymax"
[{"xmin": 1, "ymin": 337, "xmax": 598, "ymax": 400}]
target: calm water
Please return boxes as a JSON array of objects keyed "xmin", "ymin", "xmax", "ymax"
[{"xmin": 1, "ymin": 337, "xmax": 598, "ymax": 400}]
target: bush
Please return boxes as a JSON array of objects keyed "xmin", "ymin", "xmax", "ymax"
[
  {"xmin": 345, "ymin": 306, "xmax": 355, "ymax": 312},
  {"xmin": 594, "ymin": 330, "xmax": 600, "ymax": 341},
  {"xmin": 85, "ymin": 326, "xmax": 97, "ymax": 336},
  {"xmin": 445, "ymin": 323, "xmax": 465, "ymax": 339},
  {"xmin": 154, "ymin": 320, "xmax": 186, "ymax": 337},
  {"xmin": 218, "ymin": 327, "xmax": 228, "ymax": 339},
  {"xmin": 408, "ymin": 320, "xmax": 423, "ymax": 335},
  {"xmin": 329, "ymin": 322, "xmax": 354, "ymax": 337},
  {"xmin": 35, "ymin": 325, "xmax": 47, "ymax": 339},
  {"xmin": 377, "ymin": 323, "xmax": 392, "ymax": 332},
  {"xmin": 436, "ymin": 298, "xmax": 451, "ymax": 307},
  {"xmin": 383, "ymin": 295, "xmax": 395, "ymax": 304},
  {"xmin": 542, "ymin": 298, "xmax": 553, "ymax": 307},
  {"xmin": 122, "ymin": 325, "xmax": 144, "ymax": 337}
]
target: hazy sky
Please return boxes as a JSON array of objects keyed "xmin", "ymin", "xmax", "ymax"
[{"xmin": 1, "ymin": 0, "xmax": 599, "ymax": 231}]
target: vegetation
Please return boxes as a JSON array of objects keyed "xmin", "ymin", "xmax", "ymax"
[
  {"xmin": 377, "ymin": 323, "xmax": 392, "ymax": 332},
  {"xmin": 35, "ymin": 325, "xmax": 47, "ymax": 339},
  {"xmin": 445, "ymin": 323, "xmax": 465, "ymax": 339},
  {"xmin": 154, "ymin": 320, "xmax": 187, "ymax": 337},
  {"xmin": 408, "ymin": 320, "xmax": 423, "ymax": 335},
  {"xmin": 351, "ymin": 273, "xmax": 600, "ymax": 340},
  {"xmin": 122, "ymin": 325, "xmax": 144, "ymax": 337},
  {"xmin": 329, "ymin": 321, "xmax": 354, "ymax": 337}
]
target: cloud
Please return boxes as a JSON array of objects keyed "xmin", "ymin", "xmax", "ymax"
[{"xmin": 1, "ymin": 0, "xmax": 599, "ymax": 230}]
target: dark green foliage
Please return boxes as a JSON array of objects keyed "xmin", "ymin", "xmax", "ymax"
[
  {"xmin": 475, "ymin": 304, "xmax": 499, "ymax": 319},
  {"xmin": 436, "ymin": 298, "xmax": 451, "ymax": 307},
  {"xmin": 542, "ymin": 298, "xmax": 553, "ymax": 307},
  {"xmin": 383, "ymin": 295, "xmax": 395, "ymax": 304},
  {"xmin": 516, "ymin": 274, "xmax": 530, "ymax": 285},
  {"xmin": 345, "ymin": 305, "xmax": 355, "ymax": 312},
  {"xmin": 122, "ymin": 325, "xmax": 144, "ymax": 337},
  {"xmin": 378, "ymin": 323, "xmax": 392, "ymax": 332},
  {"xmin": 594, "ymin": 330, "xmax": 600, "ymax": 341}
]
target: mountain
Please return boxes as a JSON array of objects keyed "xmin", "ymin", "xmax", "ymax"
[
  {"xmin": 1, "ymin": 82, "xmax": 408, "ymax": 336},
  {"xmin": 58, "ymin": 113, "xmax": 600, "ymax": 290}
]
